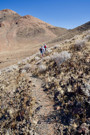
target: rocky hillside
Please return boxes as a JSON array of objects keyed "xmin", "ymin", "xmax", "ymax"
[
  {"xmin": 0, "ymin": 30, "xmax": 90, "ymax": 134},
  {"xmin": 0, "ymin": 9, "xmax": 67, "ymax": 51},
  {"xmin": 48, "ymin": 21, "xmax": 90, "ymax": 45}
]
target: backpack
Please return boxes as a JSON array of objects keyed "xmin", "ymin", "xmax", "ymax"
[
  {"xmin": 44, "ymin": 45, "xmax": 46, "ymax": 48},
  {"xmin": 40, "ymin": 48, "xmax": 42, "ymax": 52}
]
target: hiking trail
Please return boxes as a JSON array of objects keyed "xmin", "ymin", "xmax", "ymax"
[{"xmin": 29, "ymin": 73, "xmax": 55, "ymax": 135}]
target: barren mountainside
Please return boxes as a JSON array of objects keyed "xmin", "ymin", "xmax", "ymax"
[{"xmin": 0, "ymin": 9, "xmax": 67, "ymax": 51}]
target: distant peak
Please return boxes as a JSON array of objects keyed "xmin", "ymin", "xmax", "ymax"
[
  {"xmin": 23, "ymin": 15, "xmax": 33, "ymax": 19},
  {"xmin": 0, "ymin": 9, "xmax": 17, "ymax": 14}
]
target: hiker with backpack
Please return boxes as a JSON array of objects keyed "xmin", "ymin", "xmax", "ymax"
[
  {"xmin": 39, "ymin": 46, "xmax": 43, "ymax": 56},
  {"xmin": 42, "ymin": 45, "xmax": 45, "ymax": 54},
  {"xmin": 44, "ymin": 44, "xmax": 47, "ymax": 51},
  {"xmin": 39, "ymin": 44, "xmax": 47, "ymax": 57}
]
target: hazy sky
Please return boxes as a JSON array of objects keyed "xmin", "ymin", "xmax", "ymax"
[{"xmin": 0, "ymin": 0, "xmax": 90, "ymax": 29}]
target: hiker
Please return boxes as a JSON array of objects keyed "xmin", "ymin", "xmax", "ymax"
[
  {"xmin": 42, "ymin": 45, "xmax": 45, "ymax": 54},
  {"xmin": 44, "ymin": 44, "xmax": 47, "ymax": 51},
  {"xmin": 39, "ymin": 46, "xmax": 43, "ymax": 56}
]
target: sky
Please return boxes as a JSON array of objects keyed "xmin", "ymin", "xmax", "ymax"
[{"xmin": 0, "ymin": 0, "xmax": 90, "ymax": 29}]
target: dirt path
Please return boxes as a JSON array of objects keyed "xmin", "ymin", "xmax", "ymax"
[{"xmin": 29, "ymin": 74, "xmax": 55, "ymax": 135}]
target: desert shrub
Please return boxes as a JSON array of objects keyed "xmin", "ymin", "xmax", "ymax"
[
  {"xmin": 51, "ymin": 51, "xmax": 71, "ymax": 67},
  {"xmin": 74, "ymin": 40, "xmax": 85, "ymax": 51},
  {"xmin": 84, "ymin": 35, "xmax": 90, "ymax": 41},
  {"xmin": 38, "ymin": 64, "xmax": 46, "ymax": 73}
]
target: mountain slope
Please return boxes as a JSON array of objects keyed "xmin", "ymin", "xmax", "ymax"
[
  {"xmin": 48, "ymin": 21, "xmax": 90, "ymax": 44},
  {"xmin": 0, "ymin": 9, "xmax": 67, "ymax": 51}
]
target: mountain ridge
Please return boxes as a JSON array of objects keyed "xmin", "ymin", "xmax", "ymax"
[{"xmin": 48, "ymin": 21, "xmax": 90, "ymax": 44}]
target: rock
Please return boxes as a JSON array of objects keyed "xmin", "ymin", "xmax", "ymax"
[
  {"xmin": 43, "ymin": 56, "xmax": 50, "ymax": 61},
  {"xmin": 78, "ymin": 123, "xmax": 89, "ymax": 134},
  {"xmin": 23, "ymin": 64, "xmax": 31, "ymax": 70},
  {"xmin": 38, "ymin": 64, "xmax": 46, "ymax": 73},
  {"xmin": 47, "ymin": 77, "xmax": 52, "ymax": 83},
  {"xmin": 20, "ymin": 69, "xmax": 26, "ymax": 73},
  {"xmin": 72, "ymin": 123, "xmax": 78, "ymax": 128},
  {"xmin": 59, "ymin": 89, "xmax": 64, "ymax": 95},
  {"xmin": 81, "ymin": 80, "xmax": 90, "ymax": 97},
  {"xmin": 35, "ymin": 56, "xmax": 40, "ymax": 61},
  {"xmin": 32, "ymin": 119, "xmax": 38, "ymax": 125},
  {"xmin": 8, "ymin": 108, "xmax": 14, "ymax": 118},
  {"xmin": 6, "ymin": 130, "xmax": 10, "ymax": 135},
  {"xmin": 56, "ymin": 106, "xmax": 61, "ymax": 110},
  {"xmin": 67, "ymin": 86, "xmax": 72, "ymax": 92}
]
